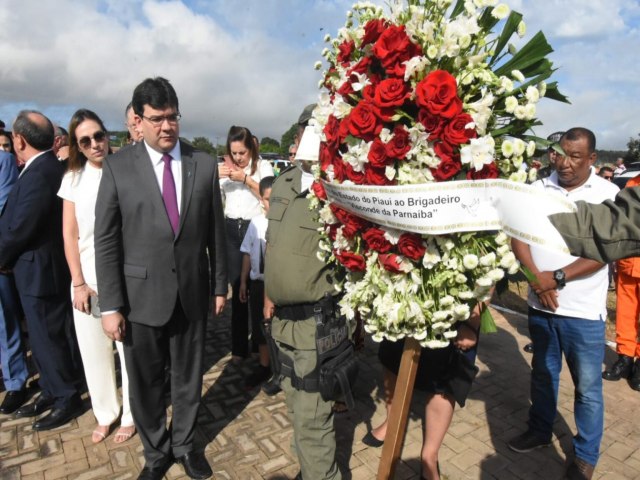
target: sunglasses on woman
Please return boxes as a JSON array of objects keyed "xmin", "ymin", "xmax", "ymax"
[{"xmin": 78, "ymin": 131, "xmax": 107, "ymax": 149}]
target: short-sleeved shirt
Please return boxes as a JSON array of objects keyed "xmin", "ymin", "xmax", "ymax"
[
  {"xmin": 220, "ymin": 159, "xmax": 274, "ymax": 220},
  {"xmin": 240, "ymin": 213, "xmax": 267, "ymax": 281},
  {"xmin": 57, "ymin": 163, "xmax": 102, "ymax": 285},
  {"xmin": 528, "ymin": 168, "xmax": 619, "ymax": 320}
]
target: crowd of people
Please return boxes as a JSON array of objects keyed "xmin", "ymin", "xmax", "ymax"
[{"xmin": 0, "ymin": 80, "xmax": 636, "ymax": 480}]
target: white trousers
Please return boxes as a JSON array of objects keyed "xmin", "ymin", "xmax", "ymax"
[{"xmin": 71, "ymin": 284, "xmax": 133, "ymax": 426}]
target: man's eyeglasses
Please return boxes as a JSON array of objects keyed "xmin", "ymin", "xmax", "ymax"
[
  {"xmin": 142, "ymin": 113, "xmax": 181, "ymax": 127},
  {"xmin": 78, "ymin": 131, "xmax": 107, "ymax": 149},
  {"xmin": 289, "ymin": 152, "xmax": 296, "ymax": 157}
]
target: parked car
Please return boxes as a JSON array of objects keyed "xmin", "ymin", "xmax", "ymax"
[{"xmin": 613, "ymin": 162, "xmax": 640, "ymax": 189}]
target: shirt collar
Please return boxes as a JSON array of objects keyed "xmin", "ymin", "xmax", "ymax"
[
  {"xmin": 545, "ymin": 166, "xmax": 597, "ymax": 194},
  {"xmin": 144, "ymin": 141, "xmax": 181, "ymax": 165},
  {"xmin": 20, "ymin": 150, "xmax": 50, "ymax": 175}
]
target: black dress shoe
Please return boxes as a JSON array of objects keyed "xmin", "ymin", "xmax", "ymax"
[
  {"xmin": 176, "ymin": 451, "xmax": 212, "ymax": 479},
  {"xmin": 14, "ymin": 394, "xmax": 54, "ymax": 418},
  {"xmin": 0, "ymin": 389, "xmax": 27, "ymax": 415},
  {"xmin": 602, "ymin": 354, "xmax": 634, "ymax": 381},
  {"xmin": 361, "ymin": 431, "xmax": 384, "ymax": 448},
  {"xmin": 523, "ymin": 343, "xmax": 534, "ymax": 354},
  {"xmin": 33, "ymin": 400, "xmax": 83, "ymax": 431},
  {"xmin": 138, "ymin": 457, "xmax": 173, "ymax": 480},
  {"xmin": 630, "ymin": 359, "xmax": 640, "ymax": 391}
]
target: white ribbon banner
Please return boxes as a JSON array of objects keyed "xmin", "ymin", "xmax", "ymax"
[{"xmin": 322, "ymin": 179, "xmax": 576, "ymax": 253}]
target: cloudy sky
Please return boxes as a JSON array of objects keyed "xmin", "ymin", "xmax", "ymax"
[{"xmin": 1, "ymin": 0, "xmax": 638, "ymax": 150}]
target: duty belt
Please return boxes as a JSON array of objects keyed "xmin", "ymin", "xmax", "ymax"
[{"xmin": 274, "ymin": 302, "xmax": 321, "ymax": 321}]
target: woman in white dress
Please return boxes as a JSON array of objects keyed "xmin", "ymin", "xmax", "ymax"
[
  {"xmin": 58, "ymin": 109, "xmax": 135, "ymax": 444},
  {"xmin": 219, "ymin": 126, "xmax": 274, "ymax": 384}
]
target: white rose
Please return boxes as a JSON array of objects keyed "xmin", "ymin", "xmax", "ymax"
[
  {"xmin": 511, "ymin": 69, "xmax": 525, "ymax": 83},
  {"xmin": 509, "ymin": 170, "xmax": 527, "ymax": 182},
  {"xmin": 517, "ymin": 20, "xmax": 526, "ymax": 37},
  {"xmin": 453, "ymin": 304, "xmax": 471, "ymax": 321},
  {"xmin": 526, "ymin": 86, "xmax": 540, "ymax": 103},
  {"xmin": 463, "ymin": 254, "xmax": 479, "ymax": 270},
  {"xmin": 499, "ymin": 251, "xmax": 517, "ymax": 269},
  {"xmin": 491, "ymin": 3, "xmax": 510, "ymax": 19},
  {"xmin": 440, "ymin": 295, "xmax": 455, "ymax": 307},
  {"xmin": 527, "ymin": 140, "xmax": 537, "ymax": 157},
  {"xmin": 488, "ymin": 268, "xmax": 505, "ymax": 281},
  {"xmin": 505, "ymin": 96, "xmax": 518, "ymax": 113},
  {"xmin": 528, "ymin": 167, "xmax": 538, "ymax": 182},
  {"xmin": 495, "ymin": 231, "xmax": 508, "ymax": 245},
  {"xmin": 479, "ymin": 252, "xmax": 496, "ymax": 266}
]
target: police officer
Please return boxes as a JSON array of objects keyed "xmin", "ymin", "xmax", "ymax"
[{"xmin": 263, "ymin": 107, "xmax": 351, "ymax": 480}]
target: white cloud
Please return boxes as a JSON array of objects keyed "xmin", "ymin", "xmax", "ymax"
[{"xmin": 0, "ymin": 0, "xmax": 638, "ymax": 150}]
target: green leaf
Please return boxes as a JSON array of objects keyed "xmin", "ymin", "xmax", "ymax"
[
  {"xmin": 450, "ymin": 0, "xmax": 467, "ymax": 18},
  {"xmin": 491, "ymin": 11, "xmax": 523, "ymax": 63},
  {"xmin": 520, "ymin": 265, "xmax": 537, "ymax": 284},
  {"xmin": 544, "ymin": 81, "xmax": 571, "ymax": 104},
  {"xmin": 494, "ymin": 31, "xmax": 554, "ymax": 77},
  {"xmin": 480, "ymin": 307, "xmax": 497, "ymax": 334},
  {"xmin": 477, "ymin": 8, "xmax": 500, "ymax": 32}
]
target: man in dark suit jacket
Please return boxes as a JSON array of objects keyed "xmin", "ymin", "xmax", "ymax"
[
  {"xmin": 0, "ymin": 111, "xmax": 82, "ymax": 429},
  {"xmin": 95, "ymin": 77, "xmax": 227, "ymax": 480}
]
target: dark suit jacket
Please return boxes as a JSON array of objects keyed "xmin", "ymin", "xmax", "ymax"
[
  {"xmin": 94, "ymin": 141, "xmax": 227, "ymax": 327},
  {"xmin": 0, "ymin": 151, "xmax": 70, "ymax": 296}
]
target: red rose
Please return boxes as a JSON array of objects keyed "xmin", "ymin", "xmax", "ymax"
[
  {"xmin": 361, "ymin": 84, "xmax": 376, "ymax": 102},
  {"xmin": 334, "ymin": 250, "xmax": 366, "ymax": 272},
  {"xmin": 374, "ymin": 78, "xmax": 410, "ymax": 109},
  {"xmin": 319, "ymin": 143, "xmax": 337, "ymax": 171},
  {"xmin": 418, "ymin": 108, "xmax": 445, "ymax": 140},
  {"xmin": 432, "ymin": 142, "xmax": 462, "ymax": 181},
  {"xmin": 326, "ymin": 224, "xmax": 339, "ymax": 241},
  {"xmin": 337, "ymin": 40, "xmax": 355, "ymax": 66},
  {"xmin": 311, "ymin": 180, "xmax": 327, "ymax": 200},
  {"xmin": 372, "ymin": 25, "xmax": 420, "ymax": 75},
  {"xmin": 363, "ymin": 227, "xmax": 392, "ymax": 253},
  {"xmin": 467, "ymin": 162, "xmax": 499, "ymax": 180},
  {"xmin": 415, "ymin": 70, "xmax": 462, "ymax": 119},
  {"xmin": 337, "ymin": 80, "xmax": 354, "ymax": 98},
  {"xmin": 349, "ymin": 56, "xmax": 372, "ymax": 76},
  {"xmin": 344, "ymin": 163, "xmax": 366, "ymax": 184},
  {"xmin": 442, "ymin": 112, "xmax": 477, "ymax": 146},
  {"xmin": 397, "ymin": 233, "xmax": 426, "ymax": 261},
  {"xmin": 365, "ymin": 165, "xmax": 393, "ymax": 186},
  {"xmin": 347, "ymin": 100, "xmax": 383, "ymax": 141},
  {"xmin": 378, "ymin": 253, "xmax": 404, "ymax": 274},
  {"xmin": 323, "ymin": 115, "xmax": 342, "ymax": 149},
  {"xmin": 330, "ymin": 204, "xmax": 368, "ymax": 238},
  {"xmin": 362, "ymin": 18, "xmax": 388, "ymax": 46},
  {"xmin": 368, "ymin": 138, "xmax": 389, "ymax": 167},
  {"xmin": 332, "ymin": 156, "xmax": 346, "ymax": 182},
  {"xmin": 385, "ymin": 125, "xmax": 411, "ymax": 160}
]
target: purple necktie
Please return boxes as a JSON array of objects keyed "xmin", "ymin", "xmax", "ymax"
[{"xmin": 162, "ymin": 153, "xmax": 179, "ymax": 234}]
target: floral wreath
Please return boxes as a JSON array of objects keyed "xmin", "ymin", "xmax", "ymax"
[{"xmin": 307, "ymin": 0, "xmax": 567, "ymax": 348}]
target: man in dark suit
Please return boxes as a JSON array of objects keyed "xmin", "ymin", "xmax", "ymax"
[
  {"xmin": 95, "ymin": 77, "xmax": 227, "ymax": 480},
  {"xmin": 0, "ymin": 150, "xmax": 29, "ymax": 415},
  {"xmin": 0, "ymin": 111, "xmax": 82, "ymax": 429}
]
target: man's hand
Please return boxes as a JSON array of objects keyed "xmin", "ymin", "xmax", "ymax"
[
  {"xmin": 263, "ymin": 296, "xmax": 275, "ymax": 321},
  {"xmin": 537, "ymin": 289, "xmax": 559, "ymax": 311},
  {"xmin": 213, "ymin": 295, "xmax": 226, "ymax": 316},
  {"xmin": 531, "ymin": 270, "xmax": 558, "ymax": 294},
  {"xmin": 239, "ymin": 281, "xmax": 248, "ymax": 303},
  {"xmin": 102, "ymin": 312, "xmax": 126, "ymax": 342}
]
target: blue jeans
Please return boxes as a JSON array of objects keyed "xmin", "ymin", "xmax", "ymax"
[
  {"xmin": 528, "ymin": 308, "xmax": 604, "ymax": 466},
  {"xmin": 0, "ymin": 273, "xmax": 28, "ymax": 391}
]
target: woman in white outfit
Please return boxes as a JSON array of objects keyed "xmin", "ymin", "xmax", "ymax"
[{"xmin": 58, "ymin": 109, "xmax": 135, "ymax": 444}]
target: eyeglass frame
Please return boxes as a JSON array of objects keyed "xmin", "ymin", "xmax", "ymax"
[
  {"xmin": 77, "ymin": 131, "xmax": 107, "ymax": 150},
  {"xmin": 141, "ymin": 113, "xmax": 182, "ymax": 127}
]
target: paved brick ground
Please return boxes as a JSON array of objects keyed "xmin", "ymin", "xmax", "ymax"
[{"xmin": 1, "ymin": 305, "xmax": 639, "ymax": 479}]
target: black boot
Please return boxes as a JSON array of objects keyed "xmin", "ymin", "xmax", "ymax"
[
  {"xmin": 630, "ymin": 359, "xmax": 640, "ymax": 391},
  {"xmin": 602, "ymin": 354, "xmax": 634, "ymax": 381}
]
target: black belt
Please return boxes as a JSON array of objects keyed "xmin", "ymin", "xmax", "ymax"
[{"xmin": 275, "ymin": 302, "xmax": 321, "ymax": 321}]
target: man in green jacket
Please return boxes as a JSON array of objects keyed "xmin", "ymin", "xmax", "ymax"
[{"xmin": 549, "ymin": 186, "xmax": 640, "ymax": 263}]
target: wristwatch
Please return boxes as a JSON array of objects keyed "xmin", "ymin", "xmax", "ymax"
[{"xmin": 553, "ymin": 269, "xmax": 566, "ymax": 290}]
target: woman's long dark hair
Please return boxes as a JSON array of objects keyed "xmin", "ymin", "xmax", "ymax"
[
  {"xmin": 67, "ymin": 108, "xmax": 109, "ymax": 172},
  {"xmin": 226, "ymin": 125, "xmax": 259, "ymax": 176}
]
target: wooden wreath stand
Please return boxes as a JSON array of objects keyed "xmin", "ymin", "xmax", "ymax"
[{"xmin": 376, "ymin": 337, "xmax": 422, "ymax": 479}]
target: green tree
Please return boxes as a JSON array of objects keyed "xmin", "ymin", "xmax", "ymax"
[
  {"xmin": 260, "ymin": 136, "xmax": 280, "ymax": 153},
  {"xmin": 191, "ymin": 136, "xmax": 216, "ymax": 156},
  {"xmin": 627, "ymin": 133, "xmax": 640, "ymax": 163}
]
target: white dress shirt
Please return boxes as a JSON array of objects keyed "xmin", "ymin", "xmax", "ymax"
[{"xmin": 144, "ymin": 141, "xmax": 183, "ymax": 212}]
